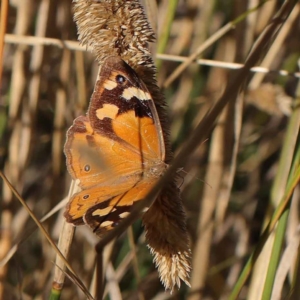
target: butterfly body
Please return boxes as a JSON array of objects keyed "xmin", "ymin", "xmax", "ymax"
[{"xmin": 64, "ymin": 56, "xmax": 165, "ymax": 235}]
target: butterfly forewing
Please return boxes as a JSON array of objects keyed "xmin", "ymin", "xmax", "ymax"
[
  {"xmin": 64, "ymin": 56, "xmax": 165, "ymax": 234},
  {"xmin": 89, "ymin": 56, "xmax": 165, "ymax": 162},
  {"xmin": 65, "ymin": 116, "xmax": 145, "ymax": 189}
]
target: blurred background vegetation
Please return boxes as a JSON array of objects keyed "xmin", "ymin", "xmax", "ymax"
[{"xmin": 1, "ymin": 0, "xmax": 300, "ymax": 299}]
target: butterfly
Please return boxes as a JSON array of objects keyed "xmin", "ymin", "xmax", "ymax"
[{"xmin": 64, "ymin": 56, "xmax": 166, "ymax": 236}]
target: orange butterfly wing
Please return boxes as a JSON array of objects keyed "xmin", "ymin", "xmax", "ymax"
[{"xmin": 64, "ymin": 56, "xmax": 165, "ymax": 235}]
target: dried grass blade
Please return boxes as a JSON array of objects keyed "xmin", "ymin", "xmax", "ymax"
[
  {"xmin": 261, "ymin": 60, "xmax": 300, "ymax": 300},
  {"xmin": 0, "ymin": 197, "xmax": 68, "ymax": 267},
  {"xmin": 163, "ymin": 1, "xmax": 269, "ymax": 88},
  {"xmin": 0, "ymin": 0, "xmax": 9, "ymax": 87},
  {"xmin": 229, "ymin": 164, "xmax": 300, "ymax": 300},
  {"xmin": 0, "ymin": 172, "xmax": 93, "ymax": 299}
]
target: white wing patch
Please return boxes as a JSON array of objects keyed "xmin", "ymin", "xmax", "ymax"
[{"xmin": 122, "ymin": 87, "xmax": 151, "ymax": 101}]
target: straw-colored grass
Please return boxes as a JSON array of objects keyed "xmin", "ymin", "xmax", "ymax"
[{"xmin": 1, "ymin": 0, "xmax": 300, "ymax": 299}]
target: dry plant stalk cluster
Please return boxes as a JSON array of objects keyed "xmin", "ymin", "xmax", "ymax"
[{"xmin": 0, "ymin": 0, "xmax": 300, "ymax": 299}]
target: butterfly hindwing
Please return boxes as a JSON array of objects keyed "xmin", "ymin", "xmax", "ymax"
[
  {"xmin": 64, "ymin": 181, "xmax": 153, "ymax": 234},
  {"xmin": 83, "ymin": 182, "xmax": 152, "ymax": 235},
  {"xmin": 85, "ymin": 204, "xmax": 132, "ymax": 234}
]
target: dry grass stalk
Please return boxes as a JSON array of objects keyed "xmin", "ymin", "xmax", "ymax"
[
  {"xmin": 1, "ymin": 1, "xmax": 34, "ymax": 298},
  {"xmin": 247, "ymin": 4, "xmax": 300, "ymax": 299},
  {"xmin": 4, "ymin": 33, "xmax": 300, "ymax": 80}
]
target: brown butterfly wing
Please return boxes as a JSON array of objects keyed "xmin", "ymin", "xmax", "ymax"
[
  {"xmin": 64, "ymin": 182, "xmax": 136, "ymax": 226},
  {"xmin": 65, "ymin": 115, "xmax": 144, "ymax": 189},
  {"xmin": 88, "ymin": 56, "xmax": 165, "ymax": 161},
  {"xmin": 64, "ymin": 56, "xmax": 165, "ymax": 232},
  {"xmin": 66, "ymin": 181, "xmax": 152, "ymax": 234}
]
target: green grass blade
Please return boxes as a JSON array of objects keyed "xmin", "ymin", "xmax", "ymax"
[
  {"xmin": 156, "ymin": 0, "xmax": 179, "ymax": 71},
  {"xmin": 229, "ymin": 164, "xmax": 300, "ymax": 300},
  {"xmin": 262, "ymin": 70, "xmax": 300, "ymax": 299}
]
